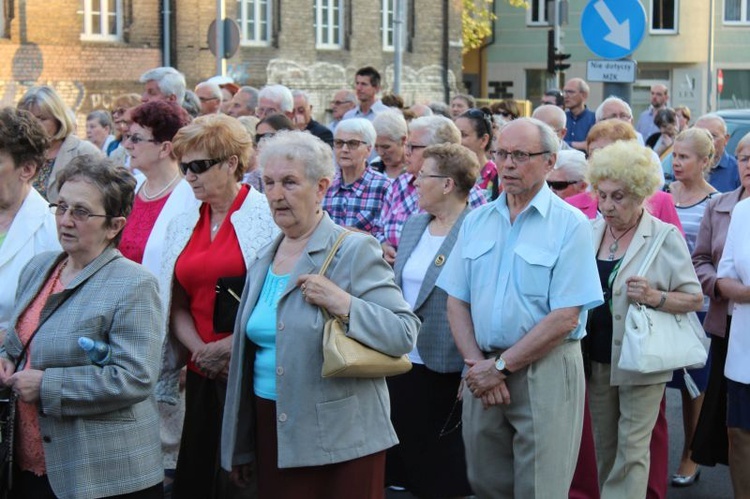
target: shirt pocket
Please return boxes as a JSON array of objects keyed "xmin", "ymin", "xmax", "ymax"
[
  {"xmin": 463, "ymin": 239, "xmax": 495, "ymax": 261},
  {"xmin": 513, "ymin": 244, "xmax": 556, "ymax": 297}
]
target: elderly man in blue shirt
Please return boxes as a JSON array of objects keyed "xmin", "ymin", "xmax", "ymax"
[{"xmin": 438, "ymin": 118, "xmax": 603, "ymax": 498}]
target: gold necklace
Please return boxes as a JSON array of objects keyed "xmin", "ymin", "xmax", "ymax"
[{"xmin": 607, "ymin": 213, "xmax": 642, "ymax": 260}]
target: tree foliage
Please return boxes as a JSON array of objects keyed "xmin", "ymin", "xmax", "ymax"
[{"xmin": 462, "ymin": 0, "xmax": 527, "ymax": 54}]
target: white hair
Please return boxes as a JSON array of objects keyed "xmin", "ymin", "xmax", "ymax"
[
  {"xmin": 259, "ymin": 84, "xmax": 294, "ymax": 113},
  {"xmin": 139, "ymin": 67, "xmax": 186, "ymax": 104},
  {"xmin": 335, "ymin": 118, "xmax": 377, "ymax": 146},
  {"xmin": 553, "ymin": 149, "xmax": 588, "ymax": 181}
]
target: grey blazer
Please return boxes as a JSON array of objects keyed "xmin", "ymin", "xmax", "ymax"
[
  {"xmin": 1, "ymin": 248, "xmax": 163, "ymax": 499},
  {"xmin": 221, "ymin": 214, "xmax": 420, "ymax": 470},
  {"xmin": 45, "ymin": 135, "xmax": 103, "ymax": 202},
  {"xmin": 393, "ymin": 210, "xmax": 469, "ymax": 373}
]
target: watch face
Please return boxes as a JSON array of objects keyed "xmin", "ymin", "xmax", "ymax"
[{"xmin": 495, "ymin": 357, "xmax": 506, "ymax": 371}]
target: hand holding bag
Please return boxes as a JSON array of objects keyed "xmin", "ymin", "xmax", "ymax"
[
  {"xmin": 318, "ymin": 231, "xmax": 412, "ymax": 378},
  {"xmin": 618, "ymin": 227, "xmax": 709, "ymax": 374}
]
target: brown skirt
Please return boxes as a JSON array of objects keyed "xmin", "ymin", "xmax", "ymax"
[{"xmin": 254, "ymin": 396, "xmax": 385, "ymax": 499}]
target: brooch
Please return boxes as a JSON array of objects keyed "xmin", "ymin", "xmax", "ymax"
[{"xmin": 434, "ymin": 254, "xmax": 446, "ymax": 266}]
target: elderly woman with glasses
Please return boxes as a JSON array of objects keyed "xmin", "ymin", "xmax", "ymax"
[
  {"xmin": 322, "ymin": 118, "xmax": 390, "ymax": 236},
  {"xmin": 160, "ymin": 114, "xmax": 277, "ymax": 499},
  {"xmin": 379, "ymin": 116, "xmax": 486, "ymax": 264},
  {"xmin": 386, "ymin": 143, "xmax": 476, "ymax": 497},
  {"xmin": 1, "ymin": 156, "xmax": 165, "ymax": 499},
  {"xmin": 456, "ymin": 108, "xmax": 499, "ymax": 201},
  {"xmin": 17, "ymin": 86, "xmax": 102, "ymax": 201},
  {"xmin": 221, "ymin": 130, "xmax": 419, "ymax": 499}
]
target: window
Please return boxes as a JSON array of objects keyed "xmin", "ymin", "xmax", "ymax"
[
  {"xmin": 314, "ymin": 0, "xmax": 343, "ymax": 48},
  {"xmin": 651, "ymin": 0, "xmax": 677, "ymax": 33},
  {"xmin": 382, "ymin": 0, "xmax": 394, "ymax": 51},
  {"xmin": 527, "ymin": 0, "xmax": 550, "ymax": 26},
  {"xmin": 237, "ymin": 0, "xmax": 271, "ymax": 45},
  {"xmin": 79, "ymin": 0, "xmax": 122, "ymax": 41},
  {"xmin": 725, "ymin": 0, "xmax": 750, "ymax": 23}
]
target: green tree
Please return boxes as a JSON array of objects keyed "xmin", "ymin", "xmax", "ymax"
[{"xmin": 463, "ymin": 0, "xmax": 527, "ymax": 54}]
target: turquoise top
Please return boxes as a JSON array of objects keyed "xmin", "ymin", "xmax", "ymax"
[{"xmin": 245, "ymin": 267, "xmax": 290, "ymax": 401}]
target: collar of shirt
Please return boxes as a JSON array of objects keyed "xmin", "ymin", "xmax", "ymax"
[
  {"xmin": 330, "ymin": 166, "xmax": 374, "ymax": 197},
  {"xmin": 493, "ymin": 181, "xmax": 553, "ymax": 220}
]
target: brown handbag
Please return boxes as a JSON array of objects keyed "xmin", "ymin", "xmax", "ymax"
[{"xmin": 318, "ymin": 231, "xmax": 412, "ymax": 378}]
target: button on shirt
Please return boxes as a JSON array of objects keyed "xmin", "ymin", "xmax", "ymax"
[
  {"xmin": 437, "ymin": 184, "xmax": 603, "ymax": 350},
  {"xmin": 323, "ymin": 166, "xmax": 390, "ymax": 237},
  {"xmin": 564, "ymin": 107, "xmax": 596, "ymax": 146},
  {"xmin": 378, "ymin": 173, "xmax": 487, "ymax": 247}
]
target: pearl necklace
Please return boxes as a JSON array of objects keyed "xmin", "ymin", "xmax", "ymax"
[{"xmin": 141, "ymin": 172, "xmax": 180, "ymax": 200}]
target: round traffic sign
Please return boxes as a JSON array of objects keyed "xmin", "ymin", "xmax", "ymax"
[{"xmin": 581, "ymin": 0, "xmax": 647, "ymax": 60}]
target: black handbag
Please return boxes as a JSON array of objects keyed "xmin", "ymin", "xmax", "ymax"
[{"xmin": 213, "ymin": 275, "xmax": 246, "ymax": 333}]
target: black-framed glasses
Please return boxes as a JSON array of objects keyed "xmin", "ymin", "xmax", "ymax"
[
  {"xmin": 333, "ymin": 139, "xmax": 367, "ymax": 149},
  {"xmin": 179, "ymin": 158, "xmax": 223, "ymax": 175},
  {"xmin": 255, "ymin": 132, "xmax": 276, "ymax": 145},
  {"xmin": 406, "ymin": 143, "xmax": 429, "ymax": 153},
  {"xmin": 547, "ymin": 180, "xmax": 580, "ymax": 190},
  {"xmin": 49, "ymin": 203, "xmax": 111, "ymax": 222},
  {"xmin": 124, "ymin": 134, "xmax": 159, "ymax": 145},
  {"xmin": 198, "ymin": 96, "xmax": 219, "ymax": 102},
  {"xmin": 492, "ymin": 149, "xmax": 550, "ymax": 164}
]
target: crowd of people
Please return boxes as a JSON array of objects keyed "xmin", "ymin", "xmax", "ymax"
[{"xmin": 0, "ymin": 64, "xmax": 748, "ymax": 499}]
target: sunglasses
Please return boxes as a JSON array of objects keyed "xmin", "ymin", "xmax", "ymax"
[
  {"xmin": 179, "ymin": 158, "xmax": 224, "ymax": 175},
  {"xmin": 254, "ymin": 132, "xmax": 275, "ymax": 145},
  {"xmin": 547, "ymin": 180, "xmax": 580, "ymax": 190}
]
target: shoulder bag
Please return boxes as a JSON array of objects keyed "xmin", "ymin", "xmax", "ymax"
[
  {"xmin": 618, "ymin": 227, "xmax": 709, "ymax": 374},
  {"xmin": 318, "ymin": 231, "xmax": 412, "ymax": 378}
]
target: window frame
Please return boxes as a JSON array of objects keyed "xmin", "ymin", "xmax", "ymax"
[
  {"xmin": 314, "ymin": 0, "xmax": 344, "ymax": 49},
  {"xmin": 382, "ymin": 0, "xmax": 395, "ymax": 51},
  {"xmin": 526, "ymin": 0, "xmax": 549, "ymax": 26},
  {"xmin": 724, "ymin": 0, "xmax": 750, "ymax": 24},
  {"xmin": 79, "ymin": 0, "xmax": 123, "ymax": 42},
  {"xmin": 237, "ymin": 0, "xmax": 272, "ymax": 46},
  {"xmin": 650, "ymin": 0, "xmax": 679, "ymax": 34}
]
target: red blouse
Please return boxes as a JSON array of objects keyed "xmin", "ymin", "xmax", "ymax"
[
  {"xmin": 175, "ymin": 185, "xmax": 249, "ymax": 375},
  {"xmin": 119, "ymin": 193, "xmax": 170, "ymax": 264}
]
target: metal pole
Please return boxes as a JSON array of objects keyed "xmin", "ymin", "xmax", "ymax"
[
  {"xmin": 393, "ymin": 0, "xmax": 405, "ymax": 95},
  {"xmin": 162, "ymin": 0, "xmax": 171, "ymax": 67},
  {"xmin": 553, "ymin": 0, "xmax": 561, "ymax": 89},
  {"xmin": 216, "ymin": 0, "xmax": 226, "ymax": 76}
]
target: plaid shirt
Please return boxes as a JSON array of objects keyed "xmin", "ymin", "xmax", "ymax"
[
  {"xmin": 323, "ymin": 166, "xmax": 391, "ymax": 237},
  {"xmin": 378, "ymin": 173, "xmax": 487, "ymax": 247}
]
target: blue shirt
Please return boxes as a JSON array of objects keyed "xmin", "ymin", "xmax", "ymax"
[
  {"xmin": 246, "ymin": 268, "xmax": 290, "ymax": 400},
  {"xmin": 564, "ymin": 107, "xmax": 596, "ymax": 146},
  {"xmin": 662, "ymin": 151, "xmax": 740, "ymax": 192},
  {"xmin": 437, "ymin": 184, "xmax": 603, "ymax": 351}
]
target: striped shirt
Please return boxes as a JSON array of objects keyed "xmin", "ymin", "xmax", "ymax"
[{"xmin": 323, "ymin": 166, "xmax": 391, "ymax": 237}]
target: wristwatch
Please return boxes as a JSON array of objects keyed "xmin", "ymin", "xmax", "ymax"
[{"xmin": 494, "ymin": 355, "xmax": 513, "ymax": 376}]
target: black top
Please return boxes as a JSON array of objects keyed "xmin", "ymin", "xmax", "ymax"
[{"xmin": 588, "ymin": 258, "xmax": 621, "ymax": 364}]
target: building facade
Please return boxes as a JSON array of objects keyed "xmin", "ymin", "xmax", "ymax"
[
  {"xmin": 0, "ymin": 0, "xmax": 462, "ymax": 124},
  {"xmin": 467, "ymin": 0, "xmax": 750, "ymax": 117}
]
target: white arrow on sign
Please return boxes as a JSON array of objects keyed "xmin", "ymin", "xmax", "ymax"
[{"xmin": 594, "ymin": 0, "xmax": 631, "ymax": 50}]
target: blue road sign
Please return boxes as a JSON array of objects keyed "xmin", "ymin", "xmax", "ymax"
[{"xmin": 581, "ymin": 0, "xmax": 647, "ymax": 60}]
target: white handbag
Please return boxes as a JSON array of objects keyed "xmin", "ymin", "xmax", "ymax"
[{"xmin": 618, "ymin": 227, "xmax": 710, "ymax": 374}]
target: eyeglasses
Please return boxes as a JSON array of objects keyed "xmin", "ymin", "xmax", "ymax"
[
  {"xmin": 418, "ymin": 171, "xmax": 450, "ymax": 180},
  {"xmin": 602, "ymin": 113, "xmax": 632, "ymax": 121},
  {"xmin": 492, "ymin": 149, "xmax": 550, "ymax": 164},
  {"xmin": 256, "ymin": 107, "xmax": 279, "ymax": 116},
  {"xmin": 255, "ymin": 132, "xmax": 276, "ymax": 145},
  {"xmin": 330, "ymin": 100, "xmax": 353, "ymax": 106},
  {"xmin": 49, "ymin": 203, "xmax": 111, "ymax": 222},
  {"xmin": 547, "ymin": 180, "xmax": 580, "ymax": 190},
  {"xmin": 406, "ymin": 143, "xmax": 429, "ymax": 153},
  {"xmin": 737, "ymin": 155, "xmax": 750, "ymax": 163},
  {"xmin": 333, "ymin": 139, "xmax": 367, "ymax": 149},
  {"xmin": 179, "ymin": 158, "xmax": 224, "ymax": 175},
  {"xmin": 124, "ymin": 134, "xmax": 159, "ymax": 145},
  {"xmin": 198, "ymin": 96, "xmax": 219, "ymax": 102}
]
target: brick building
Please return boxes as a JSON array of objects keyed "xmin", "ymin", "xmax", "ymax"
[{"xmin": 0, "ymin": 0, "xmax": 462, "ymax": 124}]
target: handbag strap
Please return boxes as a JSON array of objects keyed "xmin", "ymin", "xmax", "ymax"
[
  {"xmin": 318, "ymin": 231, "xmax": 351, "ymax": 277},
  {"xmin": 635, "ymin": 225, "xmax": 672, "ymax": 277},
  {"xmin": 316, "ymin": 230, "xmax": 350, "ymax": 321}
]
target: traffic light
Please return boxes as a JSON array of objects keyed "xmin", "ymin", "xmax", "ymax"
[{"xmin": 554, "ymin": 52, "xmax": 571, "ymax": 72}]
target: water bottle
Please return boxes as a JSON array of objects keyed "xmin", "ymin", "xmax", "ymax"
[{"xmin": 78, "ymin": 337, "xmax": 111, "ymax": 367}]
